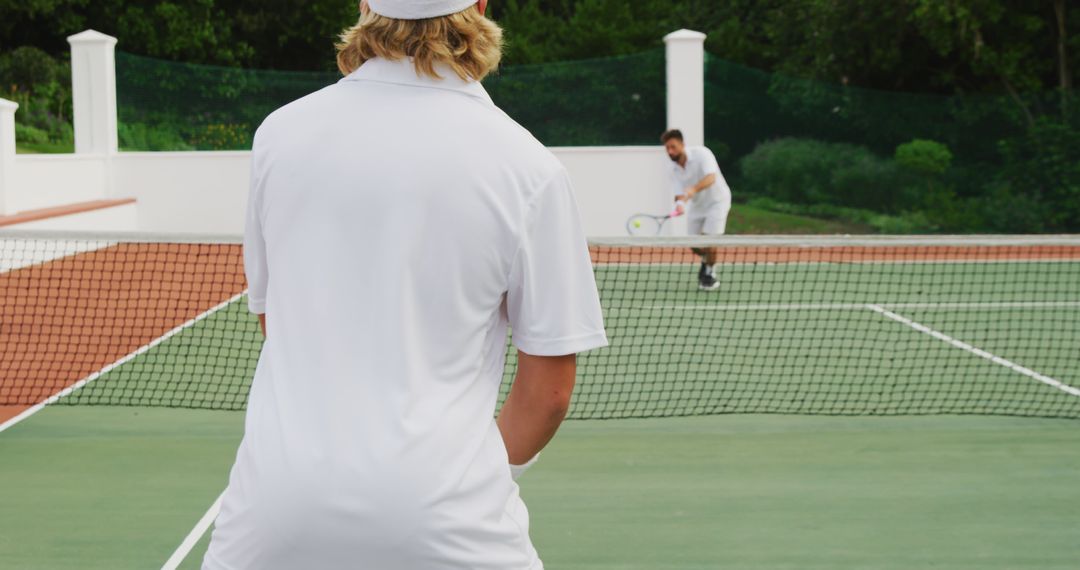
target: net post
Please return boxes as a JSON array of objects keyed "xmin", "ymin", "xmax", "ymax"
[
  {"xmin": 67, "ymin": 30, "xmax": 119, "ymax": 156},
  {"xmin": 663, "ymin": 29, "xmax": 707, "ymax": 147},
  {"xmin": 0, "ymin": 98, "xmax": 17, "ymax": 216}
]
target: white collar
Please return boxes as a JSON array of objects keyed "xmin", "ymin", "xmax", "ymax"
[{"xmin": 341, "ymin": 56, "xmax": 493, "ymax": 104}]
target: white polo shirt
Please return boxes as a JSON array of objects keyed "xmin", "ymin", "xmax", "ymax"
[
  {"xmin": 204, "ymin": 57, "xmax": 608, "ymax": 570},
  {"xmin": 669, "ymin": 145, "xmax": 732, "ymax": 217}
]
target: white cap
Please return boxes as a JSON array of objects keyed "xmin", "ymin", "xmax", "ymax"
[{"xmin": 367, "ymin": 0, "xmax": 478, "ymax": 19}]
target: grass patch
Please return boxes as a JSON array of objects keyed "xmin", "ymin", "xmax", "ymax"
[
  {"xmin": 728, "ymin": 203, "xmax": 873, "ymax": 234},
  {"xmin": 16, "ymin": 140, "xmax": 74, "ymax": 154}
]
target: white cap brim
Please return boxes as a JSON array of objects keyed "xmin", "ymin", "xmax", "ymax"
[{"xmin": 367, "ymin": 0, "xmax": 477, "ymax": 19}]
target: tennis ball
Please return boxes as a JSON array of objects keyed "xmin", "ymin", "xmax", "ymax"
[{"xmin": 633, "ymin": 220, "xmax": 641, "ymax": 228}]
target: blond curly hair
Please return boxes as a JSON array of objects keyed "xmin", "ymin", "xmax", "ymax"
[{"xmin": 336, "ymin": 6, "xmax": 504, "ymax": 81}]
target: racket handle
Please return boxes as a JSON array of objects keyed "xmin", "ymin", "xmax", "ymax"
[{"xmin": 671, "ymin": 200, "xmax": 686, "ymax": 217}]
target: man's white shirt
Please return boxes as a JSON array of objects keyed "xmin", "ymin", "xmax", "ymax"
[
  {"xmin": 669, "ymin": 145, "xmax": 732, "ymax": 217},
  {"xmin": 204, "ymin": 57, "xmax": 607, "ymax": 570}
]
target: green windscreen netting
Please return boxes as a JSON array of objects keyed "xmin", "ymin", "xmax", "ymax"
[
  {"xmin": 115, "ymin": 50, "xmax": 664, "ymax": 151},
  {"xmin": 704, "ymin": 55, "xmax": 1075, "ymax": 168},
  {"xmin": 115, "ymin": 49, "xmax": 1077, "ymax": 232},
  {"xmin": 703, "ymin": 55, "xmax": 1078, "ymax": 233}
]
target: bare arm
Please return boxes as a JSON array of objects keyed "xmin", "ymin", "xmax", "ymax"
[
  {"xmin": 497, "ymin": 351, "xmax": 576, "ymax": 465},
  {"xmin": 677, "ymin": 173, "xmax": 717, "ymax": 201},
  {"xmin": 258, "ymin": 313, "xmax": 266, "ymax": 338}
]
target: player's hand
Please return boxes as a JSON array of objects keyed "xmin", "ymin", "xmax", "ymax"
[
  {"xmin": 671, "ymin": 200, "xmax": 686, "ymax": 217},
  {"xmin": 675, "ymin": 193, "xmax": 689, "ymax": 202}
]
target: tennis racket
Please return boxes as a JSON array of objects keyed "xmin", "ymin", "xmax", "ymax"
[{"xmin": 626, "ymin": 201, "xmax": 685, "ymax": 236}]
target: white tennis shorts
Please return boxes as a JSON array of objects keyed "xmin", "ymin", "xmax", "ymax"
[{"xmin": 688, "ymin": 205, "xmax": 730, "ymax": 235}]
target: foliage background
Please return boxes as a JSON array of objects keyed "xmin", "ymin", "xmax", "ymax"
[{"xmin": 0, "ymin": 0, "xmax": 1076, "ymax": 232}]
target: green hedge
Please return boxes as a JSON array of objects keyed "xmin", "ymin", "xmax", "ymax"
[
  {"xmin": 739, "ymin": 131, "xmax": 1080, "ymax": 233},
  {"xmin": 738, "ymin": 138, "xmax": 916, "ymax": 213}
]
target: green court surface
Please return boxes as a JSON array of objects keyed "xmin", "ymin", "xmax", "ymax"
[
  {"xmin": 2, "ymin": 408, "xmax": 1078, "ymax": 569},
  {"xmin": 63, "ymin": 259, "xmax": 1080, "ymax": 419},
  {"xmin": 2, "ymin": 251, "xmax": 1078, "ymax": 568}
]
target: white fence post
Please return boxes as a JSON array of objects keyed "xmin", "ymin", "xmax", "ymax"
[
  {"xmin": 663, "ymin": 29, "xmax": 707, "ymax": 147},
  {"xmin": 68, "ymin": 29, "xmax": 119, "ymax": 155},
  {"xmin": 0, "ymin": 98, "xmax": 17, "ymax": 215}
]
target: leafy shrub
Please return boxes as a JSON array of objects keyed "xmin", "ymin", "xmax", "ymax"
[
  {"xmin": 829, "ymin": 152, "xmax": 912, "ymax": 212},
  {"xmin": 974, "ymin": 184, "xmax": 1049, "ymax": 233},
  {"xmin": 920, "ymin": 186, "xmax": 987, "ymax": 232},
  {"xmin": 15, "ymin": 123, "xmax": 49, "ymax": 144},
  {"xmin": 739, "ymin": 138, "xmax": 913, "ymax": 212},
  {"xmin": 186, "ymin": 123, "xmax": 251, "ymax": 150},
  {"xmin": 894, "ymin": 139, "xmax": 953, "ymax": 176},
  {"xmin": 1, "ymin": 47, "xmax": 73, "ymax": 146},
  {"xmin": 740, "ymin": 138, "xmax": 838, "ymax": 203},
  {"xmin": 118, "ymin": 122, "xmax": 193, "ymax": 151},
  {"xmin": 892, "ymin": 138, "xmax": 971, "ymax": 230},
  {"xmin": 14, "ymin": 102, "xmax": 73, "ymax": 141},
  {"xmin": 997, "ymin": 120, "xmax": 1080, "ymax": 232}
]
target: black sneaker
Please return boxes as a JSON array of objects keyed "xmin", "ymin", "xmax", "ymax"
[
  {"xmin": 698, "ymin": 262, "xmax": 707, "ymax": 279},
  {"xmin": 699, "ymin": 272, "xmax": 719, "ymax": 291}
]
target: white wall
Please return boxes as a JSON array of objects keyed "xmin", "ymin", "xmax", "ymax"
[
  {"xmin": 112, "ymin": 151, "xmax": 250, "ymax": 233},
  {"xmin": 102, "ymin": 147, "xmax": 673, "ymax": 236},
  {"xmin": 10, "ymin": 154, "xmax": 108, "ymax": 213},
  {"xmin": 552, "ymin": 146, "xmax": 680, "ymax": 236},
  {"xmin": 0, "ymin": 98, "xmax": 17, "ymax": 215},
  {"xmin": 3, "ymin": 147, "xmax": 674, "ymax": 236}
]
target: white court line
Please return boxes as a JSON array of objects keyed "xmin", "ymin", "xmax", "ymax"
[
  {"xmin": 867, "ymin": 304, "xmax": 1080, "ymax": 398},
  {"xmin": 627, "ymin": 301, "xmax": 1080, "ymax": 312},
  {"xmin": 0, "ymin": 291, "xmax": 247, "ymax": 434},
  {"xmin": 161, "ymin": 492, "xmax": 224, "ymax": 570},
  {"xmin": 596, "ymin": 259, "xmax": 1080, "ymax": 267}
]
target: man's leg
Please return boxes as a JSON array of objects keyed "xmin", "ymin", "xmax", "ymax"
[
  {"xmin": 691, "ymin": 248, "xmax": 709, "ymax": 278},
  {"xmin": 698, "ymin": 207, "xmax": 730, "ymax": 290},
  {"xmin": 686, "ymin": 216, "xmax": 717, "ymax": 290},
  {"xmin": 687, "ymin": 217, "xmax": 709, "ymax": 281}
]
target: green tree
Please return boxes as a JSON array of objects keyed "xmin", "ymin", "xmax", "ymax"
[
  {"xmin": 0, "ymin": 46, "xmax": 72, "ymax": 140},
  {"xmin": 909, "ymin": 0, "xmax": 1055, "ymax": 124},
  {"xmin": 998, "ymin": 119, "xmax": 1080, "ymax": 231}
]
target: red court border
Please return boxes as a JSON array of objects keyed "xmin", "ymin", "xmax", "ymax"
[{"xmin": 0, "ymin": 242, "xmax": 246, "ymax": 423}]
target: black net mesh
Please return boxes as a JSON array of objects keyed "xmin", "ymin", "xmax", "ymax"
[{"xmin": 2, "ymin": 232, "xmax": 1078, "ymax": 419}]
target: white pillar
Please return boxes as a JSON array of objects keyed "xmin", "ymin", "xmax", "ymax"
[
  {"xmin": 0, "ymin": 98, "xmax": 17, "ymax": 215},
  {"xmin": 663, "ymin": 29, "xmax": 707, "ymax": 147},
  {"xmin": 68, "ymin": 29, "xmax": 118, "ymax": 155}
]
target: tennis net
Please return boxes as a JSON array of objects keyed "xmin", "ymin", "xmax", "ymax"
[{"xmin": 1, "ymin": 231, "xmax": 1078, "ymax": 419}]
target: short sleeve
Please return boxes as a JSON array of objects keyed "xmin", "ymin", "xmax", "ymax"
[
  {"xmin": 243, "ymin": 149, "xmax": 268, "ymax": 315},
  {"xmin": 506, "ymin": 169, "xmax": 608, "ymax": 356},
  {"xmin": 700, "ymin": 147, "xmax": 721, "ymax": 177}
]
